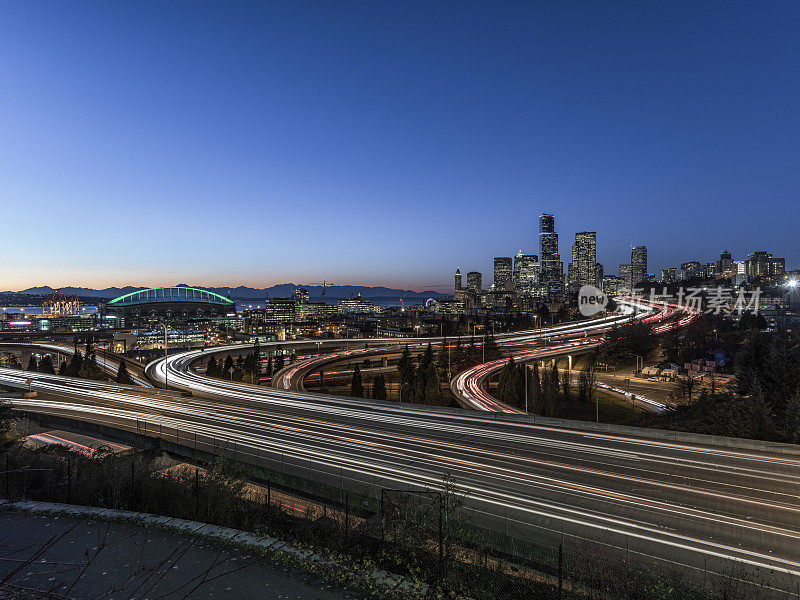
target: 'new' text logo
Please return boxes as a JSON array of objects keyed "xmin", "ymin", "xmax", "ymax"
[{"xmin": 578, "ymin": 285, "xmax": 608, "ymax": 317}]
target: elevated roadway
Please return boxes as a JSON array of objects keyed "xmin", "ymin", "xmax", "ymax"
[
  {"xmin": 2, "ymin": 364, "xmax": 800, "ymax": 595},
  {"xmin": 0, "ymin": 342, "xmax": 151, "ymax": 387},
  {"xmin": 452, "ymin": 300, "xmax": 694, "ymax": 412}
]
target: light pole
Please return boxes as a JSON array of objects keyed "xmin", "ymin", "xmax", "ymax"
[
  {"xmin": 595, "ymin": 369, "xmax": 599, "ymax": 423},
  {"xmin": 163, "ymin": 322, "xmax": 168, "ymax": 390},
  {"xmin": 524, "ymin": 365, "xmax": 528, "ymax": 413}
]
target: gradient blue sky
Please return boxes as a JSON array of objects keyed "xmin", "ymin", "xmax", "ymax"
[{"xmin": 1, "ymin": 1, "xmax": 798, "ymax": 292}]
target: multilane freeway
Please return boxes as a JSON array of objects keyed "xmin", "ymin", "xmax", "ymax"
[{"xmin": 1, "ymin": 301, "xmax": 797, "ymax": 594}]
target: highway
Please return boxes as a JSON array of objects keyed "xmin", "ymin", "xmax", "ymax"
[
  {"xmin": 3, "ymin": 364, "xmax": 800, "ymax": 594},
  {"xmin": 273, "ymin": 302, "xmax": 649, "ymax": 404}
]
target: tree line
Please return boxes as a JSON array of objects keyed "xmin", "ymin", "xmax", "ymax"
[
  {"xmin": 205, "ymin": 339, "xmax": 265, "ymax": 383},
  {"xmin": 656, "ymin": 327, "xmax": 800, "ymax": 442},
  {"xmin": 495, "ymin": 358, "xmax": 597, "ymax": 416}
]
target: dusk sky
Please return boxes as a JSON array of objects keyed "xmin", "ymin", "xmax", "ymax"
[{"xmin": 1, "ymin": 2, "xmax": 798, "ymax": 292}]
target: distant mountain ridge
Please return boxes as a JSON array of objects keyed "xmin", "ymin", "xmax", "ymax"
[{"xmin": 8, "ymin": 284, "xmax": 448, "ymax": 303}]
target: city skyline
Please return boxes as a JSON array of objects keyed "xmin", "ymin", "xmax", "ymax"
[
  {"xmin": 5, "ymin": 230, "xmax": 793, "ymax": 294},
  {"xmin": 1, "ymin": 2, "xmax": 799, "ymax": 289}
]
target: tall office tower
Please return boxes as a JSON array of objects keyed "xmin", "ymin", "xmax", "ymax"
[
  {"xmin": 454, "ymin": 268, "xmax": 462, "ymax": 291},
  {"xmin": 466, "ymin": 271, "xmax": 482, "ymax": 294},
  {"xmin": 493, "ymin": 257, "xmax": 513, "ymax": 291},
  {"xmin": 631, "ymin": 245, "xmax": 647, "ymax": 287},
  {"xmin": 619, "ymin": 264, "xmax": 632, "ymax": 291},
  {"xmin": 718, "ymin": 251, "xmax": 734, "ymax": 277},
  {"xmin": 539, "ymin": 213, "xmax": 562, "ymax": 294},
  {"xmin": 569, "ymin": 231, "xmax": 598, "ymax": 288},
  {"xmin": 513, "ymin": 251, "xmax": 539, "ymax": 295}
]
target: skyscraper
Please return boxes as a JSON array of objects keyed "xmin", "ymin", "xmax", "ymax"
[
  {"xmin": 619, "ymin": 264, "xmax": 632, "ymax": 291},
  {"xmin": 466, "ymin": 271, "xmax": 482, "ymax": 294},
  {"xmin": 569, "ymin": 231, "xmax": 598, "ymax": 289},
  {"xmin": 454, "ymin": 268, "xmax": 462, "ymax": 291},
  {"xmin": 718, "ymin": 251, "xmax": 734, "ymax": 277},
  {"xmin": 631, "ymin": 245, "xmax": 647, "ymax": 287},
  {"xmin": 539, "ymin": 213, "xmax": 562, "ymax": 295},
  {"xmin": 513, "ymin": 251, "xmax": 539, "ymax": 296},
  {"xmin": 493, "ymin": 257, "xmax": 513, "ymax": 291}
]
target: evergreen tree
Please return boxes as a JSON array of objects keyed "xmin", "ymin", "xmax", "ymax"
[
  {"xmin": 483, "ymin": 331, "xmax": 501, "ymax": 361},
  {"xmin": 372, "ymin": 373, "xmax": 387, "ymax": 400},
  {"xmin": 27, "ymin": 354, "xmax": 38, "ymax": 372},
  {"xmin": 398, "ymin": 346, "xmax": 415, "ymax": 402},
  {"xmin": 735, "ymin": 333, "xmax": 774, "ymax": 397},
  {"xmin": 436, "ymin": 337, "xmax": 450, "ymax": 376},
  {"xmin": 206, "ymin": 355, "xmax": 219, "ymax": 377},
  {"xmin": 416, "ymin": 361, "xmax": 441, "ymax": 405},
  {"xmin": 57, "ymin": 360, "xmax": 68, "ymax": 376},
  {"xmin": 67, "ymin": 350, "xmax": 83, "ymax": 377},
  {"xmin": 38, "ymin": 355, "xmax": 55, "ymax": 375},
  {"xmin": 116, "ymin": 360, "xmax": 133, "ymax": 385},
  {"xmin": 562, "ymin": 368, "xmax": 572, "ymax": 404},
  {"xmin": 0, "ymin": 398, "xmax": 17, "ymax": 451},
  {"xmin": 274, "ymin": 353, "xmax": 285, "ymax": 372},
  {"xmin": 351, "ymin": 364, "xmax": 364, "ymax": 398},
  {"xmin": 266, "ymin": 355, "xmax": 273, "ymax": 377},
  {"xmin": 222, "ymin": 355, "xmax": 234, "ymax": 379},
  {"xmin": 785, "ymin": 389, "xmax": 800, "ymax": 443},
  {"xmin": 747, "ymin": 381, "xmax": 773, "ymax": 440},
  {"xmin": 529, "ymin": 362, "xmax": 542, "ymax": 413},
  {"xmin": 541, "ymin": 363, "xmax": 560, "ymax": 417},
  {"xmin": 79, "ymin": 352, "xmax": 104, "ymax": 380},
  {"xmin": 249, "ymin": 338, "xmax": 262, "ymax": 382},
  {"xmin": 421, "ymin": 343, "xmax": 434, "ymax": 370}
]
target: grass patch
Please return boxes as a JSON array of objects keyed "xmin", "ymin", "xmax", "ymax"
[{"xmin": 555, "ymin": 389, "xmax": 644, "ymax": 425}]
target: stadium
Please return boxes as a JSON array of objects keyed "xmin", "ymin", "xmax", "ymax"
[{"xmin": 101, "ymin": 286, "xmax": 235, "ymax": 326}]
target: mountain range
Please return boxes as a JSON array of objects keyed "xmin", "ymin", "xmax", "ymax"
[{"xmin": 6, "ymin": 284, "xmax": 449, "ymax": 303}]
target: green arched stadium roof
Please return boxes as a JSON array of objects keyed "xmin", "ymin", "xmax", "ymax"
[{"xmin": 107, "ymin": 286, "xmax": 235, "ymax": 306}]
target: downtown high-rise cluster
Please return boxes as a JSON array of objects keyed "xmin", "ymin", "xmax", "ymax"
[{"xmin": 452, "ymin": 213, "xmax": 648, "ymax": 309}]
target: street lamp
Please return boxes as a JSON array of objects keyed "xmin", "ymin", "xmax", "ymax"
[
  {"xmin": 524, "ymin": 365, "xmax": 528, "ymax": 413},
  {"xmin": 161, "ymin": 322, "xmax": 169, "ymax": 390},
  {"xmin": 632, "ymin": 354, "xmax": 643, "ymax": 374}
]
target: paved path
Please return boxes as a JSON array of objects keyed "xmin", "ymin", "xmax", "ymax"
[{"xmin": 0, "ymin": 511, "xmax": 364, "ymax": 600}]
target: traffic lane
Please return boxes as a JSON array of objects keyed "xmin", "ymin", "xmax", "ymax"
[
  {"xmin": 131, "ymin": 362, "xmax": 800, "ymax": 499},
  {"xmin": 6, "ymin": 370, "xmax": 800, "ymax": 544},
  {"xmin": 18, "ymin": 386, "xmax": 800, "ymax": 544},
  {"xmin": 42, "ymin": 360, "xmax": 800, "ymax": 506},
  {"xmin": 15, "ymin": 399, "xmax": 800, "ymax": 577}
]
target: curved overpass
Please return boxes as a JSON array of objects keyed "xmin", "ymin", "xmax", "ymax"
[
  {"xmin": 0, "ymin": 342, "xmax": 151, "ymax": 387},
  {"xmin": 271, "ymin": 307, "xmax": 643, "ymax": 395},
  {"xmin": 452, "ymin": 300, "xmax": 694, "ymax": 412}
]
